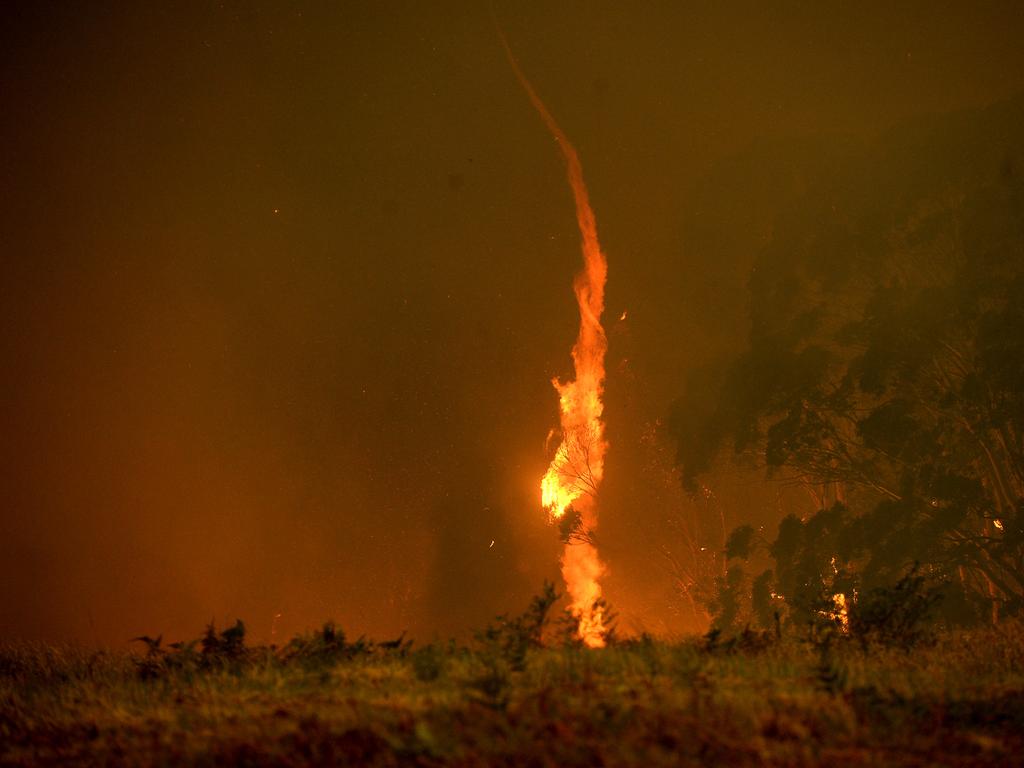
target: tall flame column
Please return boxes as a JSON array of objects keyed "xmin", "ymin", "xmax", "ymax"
[{"xmin": 496, "ymin": 26, "xmax": 610, "ymax": 648}]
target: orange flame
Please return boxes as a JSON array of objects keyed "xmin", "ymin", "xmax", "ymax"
[{"xmin": 496, "ymin": 25, "xmax": 609, "ymax": 648}]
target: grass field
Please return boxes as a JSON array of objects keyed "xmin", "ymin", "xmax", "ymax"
[{"xmin": 3, "ymin": 614, "xmax": 1023, "ymax": 767}]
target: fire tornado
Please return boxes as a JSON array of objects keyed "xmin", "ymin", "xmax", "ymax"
[{"xmin": 496, "ymin": 25, "xmax": 609, "ymax": 647}]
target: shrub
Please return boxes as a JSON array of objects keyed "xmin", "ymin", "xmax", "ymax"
[
  {"xmin": 847, "ymin": 567, "xmax": 943, "ymax": 649},
  {"xmin": 411, "ymin": 644, "xmax": 446, "ymax": 682}
]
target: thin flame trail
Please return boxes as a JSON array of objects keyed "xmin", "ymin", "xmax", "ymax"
[{"xmin": 495, "ymin": 23, "xmax": 609, "ymax": 647}]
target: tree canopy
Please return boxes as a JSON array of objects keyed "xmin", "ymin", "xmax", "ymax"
[{"xmin": 672, "ymin": 95, "xmax": 1024, "ymax": 629}]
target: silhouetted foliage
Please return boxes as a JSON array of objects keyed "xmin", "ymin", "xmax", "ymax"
[
  {"xmin": 725, "ymin": 524, "xmax": 756, "ymax": 560},
  {"xmin": 847, "ymin": 567, "xmax": 944, "ymax": 649},
  {"xmin": 410, "ymin": 643, "xmax": 447, "ymax": 682},
  {"xmin": 475, "ymin": 581, "xmax": 561, "ymax": 669},
  {"xmin": 673, "ymin": 97, "xmax": 1024, "ymax": 627},
  {"xmin": 202, "ymin": 620, "xmax": 247, "ymax": 667},
  {"xmin": 557, "ymin": 507, "xmax": 587, "ymax": 545}
]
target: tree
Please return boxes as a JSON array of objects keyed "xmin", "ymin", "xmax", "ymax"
[{"xmin": 672, "ymin": 97, "xmax": 1024, "ymax": 626}]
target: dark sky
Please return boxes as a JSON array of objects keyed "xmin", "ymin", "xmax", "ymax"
[{"xmin": 2, "ymin": 1, "xmax": 1023, "ymax": 644}]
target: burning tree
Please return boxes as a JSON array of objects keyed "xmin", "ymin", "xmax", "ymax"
[{"xmin": 497, "ymin": 23, "xmax": 611, "ymax": 647}]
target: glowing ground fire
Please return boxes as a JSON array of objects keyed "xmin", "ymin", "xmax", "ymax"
[{"xmin": 496, "ymin": 26, "xmax": 610, "ymax": 648}]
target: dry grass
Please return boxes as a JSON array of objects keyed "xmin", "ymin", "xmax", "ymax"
[{"xmin": 2, "ymin": 621, "xmax": 1023, "ymax": 766}]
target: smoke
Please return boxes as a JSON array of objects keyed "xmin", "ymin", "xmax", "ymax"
[{"xmin": 3, "ymin": 2, "xmax": 1023, "ymax": 646}]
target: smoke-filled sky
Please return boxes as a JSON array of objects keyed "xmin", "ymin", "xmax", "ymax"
[{"xmin": 3, "ymin": 1, "xmax": 1024, "ymax": 645}]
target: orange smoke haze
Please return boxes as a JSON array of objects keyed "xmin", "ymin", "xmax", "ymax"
[
  {"xmin": 496, "ymin": 25, "xmax": 609, "ymax": 647},
  {"xmin": 5, "ymin": 2, "xmax": 1023, "ymax": 649}
]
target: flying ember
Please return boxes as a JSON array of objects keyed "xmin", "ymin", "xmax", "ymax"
[{"xmin": 496, "ymin": 24, "xmax": 610, "ymax": 648}]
